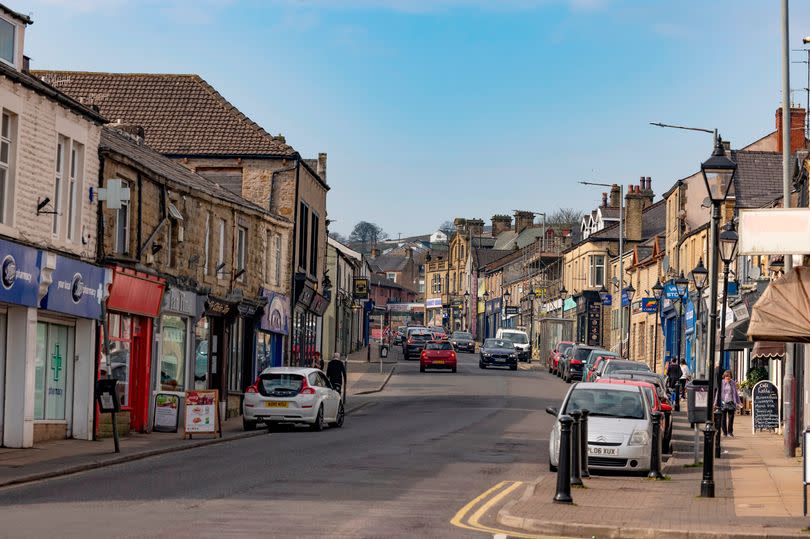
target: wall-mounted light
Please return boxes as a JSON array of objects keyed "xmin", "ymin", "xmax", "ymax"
[
  {"xmin": 151, "ymin": 243, "xmax": 163, "ymax": 255},
  {"xmin": 233, "ymin": 268, "xmax": 246, "ymax": 280},
  {"xmin": 36, "ymin": 197, "xmax": 58, "ymax": 216},
  {"xmin": 215, "ymin": 262, "xmax": 226, "ymax": 274}
]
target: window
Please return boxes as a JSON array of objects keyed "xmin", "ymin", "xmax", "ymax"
[
  {"xmin": 419, "ymin": 279, "xmax": 425, "ymax": 293},
  {"xmin": 309, "ymin": 213, "xmax": 319, "ymax": 276},
  {"xmin": 66, "ymin": 142, "xmax": 82, "ymax": 241},
  {"xmin": 115, "ymin": 180, "xmax": 130, "ymax": 255},
  {"xmin": 203, "ymin": 212, "xmax": 210, "ymax": 275},
  {"xmin": 274, "ymin": 234, "xmax": 282, "ymax": 285},
  {"xmin": 298, "ymin": 202, "xmax": 309, "ymax": 270},
  {"xmin": 431, "ymin": 274, "xmax": 441, "ymax": 294},
  {"xmin": 236, "ymin": 225, "xmax": 247, "ymax": 281},
  {"xmin": 160, "ymin": 315, "xmax": 186, "ymax": 391},
  {"xmin": 590, "ymin": 255, "xmax": 605, "ymax": 288},
  {"xmin": 0, "ymin": 111, "xmax": 13, "ymax": 223},
  {"xmin": 165, "ymin": 219, "xmax": 173, "ymax": 268},
  {"xmin": 229, "ymin": 317, "xmax": 244, "ymax": 392},
  {"xmin": 34, "ymin": 322, "xmax": 73, "ymax": 421},
  {"xmin": 217, "ymin": 219, "xmax": 225, "ymax": 279},
  {"xmin": 0, "ymin": 18, "xmax": 14, "ymax": 65},
  {"xmin": 387, "ymin": 272, "xmax": 397, "ymax": 282},
  {"xmin": 53, "ymin": 137, "xmax": 65, "ymax": 236}
]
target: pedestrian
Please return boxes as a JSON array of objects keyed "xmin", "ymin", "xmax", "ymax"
[
  {"xmin": 312, "ymin": 352, "xmax": 324, "ymax": 371},
  {"xmin": 679, "ymin": 360, "xmax": 691, "ymax": 400},
  {"xmin": 716, "ymin": 370, "xmax": 741, "ymax": 437},
  {"xmin": 666, "ymin": 358, "xmax": 681, "ymax": 410},
  {"xmin": 326, "ymin": 352, "xmax": 347, "ymax": 402}
]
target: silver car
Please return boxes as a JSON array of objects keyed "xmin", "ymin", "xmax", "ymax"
[{"xmin": 547, "ymin": 382, "xmax": 654, "ymax": 473}]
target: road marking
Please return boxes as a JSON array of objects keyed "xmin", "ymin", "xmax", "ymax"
[{"xmin": 451, "ymin": 481, "xmax": 565, "ymax": 538}]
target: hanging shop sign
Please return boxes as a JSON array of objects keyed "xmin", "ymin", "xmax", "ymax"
[
  {"xmin": 641, "ymin": 298, "xmax": 658, "ymax": 313},
  {"xmin": 425, "ymin": 297, "xmax": 442, "ymax": 309},
  {"xmin": 621, "ymin": 290, "xmax": 630, "ymax": 307},
  {"xmin": 297, "ymin": 284, "xmax": 316, "ymax": 307},
  {"xmin": 752, "ymin": 380, "xmax": 780, "ymax": 433},
  {"xmin": 260, "ymin": 290, "xmax": 290, "ymax": 335},
  {"xmin": 505, "ymin": 305, "xmax": 519, "ymax": 315},
  {"xmin": 587, "ymin": 301, "xmax": 602, "ymax": 347},
  {"xmin": 153, "ymin": 393, "xmax": 180, "ymax": 433},
  {"xmin": 601, "ymin": 294, "xmax": 612, "ymax": 306},
  {"xmin": 183, "ymin": 389, "xmax": 221, "ymax": 438},
  {"xmin": 0, "ymin": 238, "xmax": 40, "ymax": 307},
  {"xmin": 353, "ymin": 277, "xmax": 369, "ymax": 299},
  {"xmin": 205, "ymin": 297, "xmax": 234, "ymax": 316},
  {"xmin": 41, "ymin": 254, "xmax": 108, "ymax": 319},
  {"xmin": 237, "ymin": 301, "xmax": 261, "ymax": 318},
  {"xmin": 664, "ymin": 282, "xmax": 680, "ymax": 300},
  {"xmin": 310, "ymin": 293, "xmax": 330, "ymax": 317},
  {"xmin": 685, "ymin": 301, "xmax": 695, "ymax": 335}
]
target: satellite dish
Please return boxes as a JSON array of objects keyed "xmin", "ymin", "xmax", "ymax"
[
  {"xmin": 662, "ymin": 255, "xmax": 670, "ymax": 272},
  {"xmin": 749, "ymin": 264, "xmax": 762, "ymax": 280}
]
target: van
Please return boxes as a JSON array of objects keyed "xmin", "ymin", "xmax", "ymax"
[{"xmin": 495, "ymin": 328, "xmax": 531, "ymax": 362}]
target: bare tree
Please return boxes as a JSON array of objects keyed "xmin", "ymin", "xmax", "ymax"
[
  {"xmin": 438, "ymin": 220, "xmax": 455, "ymax": 238},
  {"xmin": 328, "ymin": 230, "xmax": 348, "ymax": 244},
  {"xmin": 349, "ymin": 221, "xmax": 388, "ymax": 251},
  {"xmin": 547, "ymin": 208, "xmax": 584, "ymax": 230}
]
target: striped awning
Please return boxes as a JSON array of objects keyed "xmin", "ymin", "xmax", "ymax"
[{"xmin": 752, "ymin": 340, "xmax": 785, "ymax": 359}]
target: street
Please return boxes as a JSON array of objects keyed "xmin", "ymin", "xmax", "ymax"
[{"xmin": 0, "ymin": 352, "xmax": 567, "ymax": 538}]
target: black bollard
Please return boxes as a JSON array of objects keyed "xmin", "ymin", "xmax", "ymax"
[
  {"xmin": 554, "ymin": 415, "xmax": 574, "ymax": 504},
  {"xmin": 569, "ymin": 410, "xmax": 583, "ymax": 486},
  {"xmin": 673, "ymin": 387, "xmax": 680, "ymax": 412},
  {"xmin": 580, "ymin": 408, "xmax": 590, "ymax": 478},
  {"xmin": 714, "ymin": 406, "xmax": 722, "ymax": 458},
  {"xmin": 662, "ymin": 409, "xmax": 672, "ymax": 454},
  {"xmin": 700, "ymin": 419, "xmax": 716, "ymax": 497},
  {"xmin": 648, "ymin": 411, "xmax": 664, "ymax": 479}
]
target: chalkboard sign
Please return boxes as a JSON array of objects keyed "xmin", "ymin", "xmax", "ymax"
[{"xmin": 752, "ymin": 380, "xmax": 780, "ymax": 432}]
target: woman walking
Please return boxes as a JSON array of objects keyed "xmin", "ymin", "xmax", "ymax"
[
  {"xmin": 666, "ymin": 358, "xmax": 682, "ymax": 410},
  {"xmin": 717, "ymin": 370, "xmax": 742, "ymax": 437}
]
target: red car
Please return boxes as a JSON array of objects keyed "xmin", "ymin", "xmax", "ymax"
[
  {"xmin": 420, "ymin": 340, "xmax": 457, "ymax": 373},
  {"xmin": 428, "ymin": 326, "xmax": 447, "ymax": 340},
  {"xmin": 547, "ymin": 341, "xmax": 574, "ymax": 375}
]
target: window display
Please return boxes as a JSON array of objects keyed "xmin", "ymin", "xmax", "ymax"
[
  {"xmin": 34, "ymin": 322, "xmax": 72, "ymax": 420},
  {"xmin": 160, "ymin": 315, "xmax": 186, "ymax": 391}
]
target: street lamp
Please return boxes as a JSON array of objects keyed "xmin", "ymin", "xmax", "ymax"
[
  {"xmin": 652, "ymin": 279, "xmax": 664, "ymax": 372},
  {"xmin": 598, "ymin": 285, "xmax": 609, "ymax": 348},
  {"xmin": 714, "ymin": 220, "xmax": 739, "ymax": 459},
  {"xmin": 690, "ymin": 259, "xmax": 708, "ymax": 380},
  {"xmin": 623, "ymin": 283, "xmax": 635, "ymax": 357},
  {"xmin": 699, "ymin": 135, "xmax": 737, "ymax": 499},
  {"xmin": 673, "ymin": 270, "xmax": 689, "ymax": 412},
  {"xmin": 463, "ymin": 291, "xmax": 470, "ymax": 332},
  {"xmin": 527, "ymin": 290, "xmax": 536, "ymax": 355},
  {"xmin": 502, "ymin": 289, "xmax": 511, "ymax": 329}
]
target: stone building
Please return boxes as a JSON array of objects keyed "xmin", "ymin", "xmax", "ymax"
[
  {"xmin": 98, "ymin": 125, "xmax": 291, "ymax": 425},
  {"xmin": 36, "ymin": 70, "xmax": 330, "ymax": 368}
]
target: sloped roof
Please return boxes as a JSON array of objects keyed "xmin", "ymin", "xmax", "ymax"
[
  {"xmin": 473, "ymin": 248, "xmax": 512, "ymax": 269},
  {"xmin": 586, "ymin": 199, "xmax": 665, "ymax": 242},
  {"xmin": 731, "ymin": 150, "xmax": 784, "ymax": 209},
  {"xmin": 599, "ymin": 207, "xmax": 620, "ymax": 220},
  {"xmin": 492, "ymin": 230, "xmax": 518, "ymax": 250},
  {"xmin": 375, "ymin": 253, "xmax": 411, "ymax": 272},
  {"xmin": 34, "ymin": 71, "xmax": 297, "ymax": 157},
  {"xmin": 370, "ymin": 274, "xmax": 417, "ymax": 294}
]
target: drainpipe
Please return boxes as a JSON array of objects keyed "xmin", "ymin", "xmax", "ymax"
[{"xmin": 288, "ymin": 159, "xmax": 301, "ymax": 366}]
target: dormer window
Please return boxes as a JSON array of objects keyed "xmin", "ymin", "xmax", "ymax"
[{"xmin": 0, "ymin": 17, "xmax": 15, "ymax": 66}]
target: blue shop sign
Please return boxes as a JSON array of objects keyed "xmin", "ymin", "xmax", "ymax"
[
  {"xmin": 0, "ymin": 238, "xmax": 40, "ymax": 307},
  {"xmin": 685, "ymin": 301, "xmax": 695, "ymax": 335},
  {"xmin": 40, "ymin": 254, "xmax": 107, "ymax": 319},
  {"xmin": 664, "ymin": 282, "xmax": 680, "ymax": 300},
  {"xmin": 621, "ymin": 290, "xmax": 629, "ymax": 307},
  {"xmin": 726, "ymin": 281, "xmax": 738, "ymax": 296},
  {"xmin": 602, "ymin": 294, "xmax": 612, "ymax": 306},
  {"xmin": 641, "ymin": 298, "xmax": 658, "ymax": 313}
]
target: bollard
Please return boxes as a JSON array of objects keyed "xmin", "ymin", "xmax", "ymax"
[
  {"xmin": 648, "ymin": 411, "xmax": 664, "ymax": 479},
  {"xmin": 554, "ymin": 415, "xmax": 574, "ymax": 504},
  {"xmin": 663, "ymin": 409, "xmax": 672, "ymax": 455},
  {"xmin": 672, "ymin": 387, "xmax": 680, "ymax": 412},
  {"xmin": 714, "ymin": 406, "xmax": 722, "ymax": 458},
  {"xmin": 580, "ymin": 408, "xmax": 590, "ymax": 478},
  {"xmin": 569, "ymin": 410, "xmax": 583, "ymax": 486}
]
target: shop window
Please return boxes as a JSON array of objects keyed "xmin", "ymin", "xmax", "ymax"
[
  {"xmin": 66, "ymin": 142, "xmax": 83, "ymax": 242},
  {"xmin": 256, "ymin": 331, "xmax": 274, "ymax": 375},
  {"xmin": 34, "ymin": 322, "xmax": 73, "ymax": 421},
  {"xmin": 236, "ymin": 225, "xmax": 247, "ymax": 281},
  {"xmin": 298, "ymin": 202, "xmax": 309, "ymax": 270},
  {"xmin": 590, "ymin": 255, "xmax": 605, "ymax": 288},
  {"xmin": 0, "ymin": 110, "xmax": 15, "ymax": 225},
  {"xmin": 228, "ymin": 317, "xmax": 244, "ymax": 392},
  {"xmin": 309, "ymin": 213, "xmax": 319, "ymax": 277},
  {"xmin": 274, "ymin": 234, "xmax": 282, "ymax": 285},
  {"xmin": 160, "ymin": 315, "xmax": 187, "ymax": 391},
  {"xmin": 103, "ymin": 313, "xmax": 132, "ymax": 407},
  {"xmin": 53, "ymin": 137, "xmax": 65, "ymax": 236},
  {"xmin": 115, "ymin": 180, "xmax": 130, "ymax": 255},
  {"xmin": 194, "ymin": 318, "xmax": 209, "ymax": 390},
  {"xmin": 0, "ymin": 17, "xmax": 15, "ymax": 66},
  {"xmin": 203, "ymin": 212, "xmax": 210, "ymax": 275}
]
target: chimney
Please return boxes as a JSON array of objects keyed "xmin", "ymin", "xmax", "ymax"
[
  {"xmin": 453, "ymin": 217, "xmax": 467, "ymax": 236},
  {"xmin": 491, "ymin": 214, "xmax": 512, "ymax": 236},
  {"xmin": 22, "ymin": 55, "xmax": 30, "ymax": 73},
  {"xmin": 641, "ymin": 176, "xmax": 654, "ymax": 207},
  {"xmin": 609, "ymin": 184, "xmax": 621, "ymax": 208},
  {"xmin": 370, "ymin": 248, "xmax": 380, "ymax": 259},
  {"xmin": 467, "ymin": 218, "xmax": 484, "ymax": 237},
  {"xmin": 624, "ymin": 183, "xmax": 645, "ymax": 242},
  {"xmin": 406, "ymin": 247, "xmax": 413, "ymax": 260},
  {"xmin": 776, "ymin": 107, "xmax": 807, "ymax": 154},
  {"xmin": 317, "ymin": 153, "xmax": 327, "ymax": 183},
  {"xmin": 601, "ymin": 192, "xmax": 608, "ymax": 207},
  {"xmin": 108, "ymin": 120, "xmax": 145, "ymax": 142},
  {"xmin": 514, "ymin": 210, "xmax": 534, "ymax": 234}
]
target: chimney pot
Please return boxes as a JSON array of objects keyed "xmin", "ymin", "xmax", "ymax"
[{"xmin": 317, "ymin": 153, "xmax": 327, "ymax": 183}]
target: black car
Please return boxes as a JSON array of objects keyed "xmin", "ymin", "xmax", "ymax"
[
  {"xmin": 479, "ymin": 338, "xmax": 518, "ymax": 370},
  {"xmin": 402, "ymin": 327, "xmax": 432, "ymax": 359},
  {"xmin": 450, "ymin": 331, "xmax": 475, "ymax": 353},
  {"xmin": 561, "ymin": 344, "xmax": 597, "ymax": 383}
]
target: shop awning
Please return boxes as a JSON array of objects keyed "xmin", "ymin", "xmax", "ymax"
[
  {"xmin": 752, "ymin": 340, "xmax": 785, "ymax": 359},
  {"xmin": 748, "ymin": 266, "xmax": 810, "ymax": 343},
  {"xmin": 722, "ymin": 319, "xmax": 753, "ymax": 351}
]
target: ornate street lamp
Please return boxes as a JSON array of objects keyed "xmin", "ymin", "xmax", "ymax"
[
  {"xmin": 690, "ymin": 259, "xmax": 708, "ymax": 380},
  {"xmin": 623, "ymin": 283, "xmax": 636, "ymax": 357},
  {"xmin": 463, "ymin": 291, "xmax": 470, "ymax": 331},
  {"xmin": 673, "ymin": 270, "xmax": 689, "ymax": 412},
  {"xmin": 690, "ymin": 258, "xmax": 708, "ymax": 291},
  {"xmin": 714, "ymin": 221, "xmax": 739, "ymax": 459},
  {"xmin": 674, "ymin": 270, "xmax": 689, "ymax": 299},
  {"xmin": 598, "ymin": 285, "xmax": 610, "ymax": 303},
  {"xmin": 719, "ymin": 221, "xmax": 739, "ymax": 266},
  {"xmin": 558, "ymin": 285, "xmax": 568, "ymax": 317},
  {"xmin": 502, "ymin": 289, "xmax": 511, "ymax": 328},
  {"xmin": 699, "ymin": 136, "xmax": 737, "ymax": 499},
  {"xmin": 652, "ymin": 279, "xmax": 664, "ymax": 372}
]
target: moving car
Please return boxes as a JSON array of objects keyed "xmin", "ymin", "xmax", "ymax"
[
  {"xmin": 393, "ymin": 326, "xmax": 407, "ymax": 345},
  {"xmin": 547, "ymin": 382, "xmax": 653, "ymax": 473},
  {"xmin": 592, "ymin": 358, "xmax": 651, "ymax": 381},
  {"xmin": 582, "ymin": 350, "xmax": 620, "ymax": 382},
  {"xmin": 479, "ymin": 338, "xmax": 518, "ymax": 370},
  {"xmin": 450, "ymin": 331, "xmax": 476, "ymax": 353},
  {"xmin": 560, "ymin": 344, "xmax": 598, "ymax": 383},
  {"xmin": 403, "ymin": 327, "xmax": 432, "ymax": 359},
  {"xmin": 420, "ymin": 340, "xmax": 457, "ymax": 373},
  {"xmin": 428, "ymin": 326, "xmax": 448, "ymax": 340},
  {"xmin": 496, "ymin": 328, "xmax": 531, "ymax": 362},
  {"xmin": 547, "ymin": 340, "xmax": 574, "ymax": 375},
  {"xmin": 243, "ymin": 367, "xmax": 344, "ymax": 432}
]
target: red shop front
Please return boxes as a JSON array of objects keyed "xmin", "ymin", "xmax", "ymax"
[{"xmin": 99, "ymin": 268, "xmax": 165, "ymax": 433}]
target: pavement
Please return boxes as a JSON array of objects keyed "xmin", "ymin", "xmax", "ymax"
[
  {"xmin": 497, "ymin": 393, "xmax": 809, "ymax": 539},
  {"xmin": 0, "ymin": 346, "xmax": 390, "ymax": 490}
]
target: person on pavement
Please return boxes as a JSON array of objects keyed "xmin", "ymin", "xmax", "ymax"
[
  {"xmin": 717, "ymin": 370, "xmax": 741, "ymax": 437},
  {"xmin": 327, "ymin": 353, "xmax": 347, "ymax": 402},
  {"xmin": 666, "ymin": 358, "xmax": 681, "ymax": 411},
  {"xmin": 679, "ymin": 360, "xmax": 691, "ymax": 399}
]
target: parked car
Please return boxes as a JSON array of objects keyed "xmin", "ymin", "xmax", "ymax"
[
  {"xmin": 597, "ymin": 378, "xmax": 669, "ymax": 449},
  {"xmin": 420, "ymin": 340, "xmax": 457, "ymax": 373},
  {"xmin": 547, "ymin": 340, "xmax": 574, "ymax": 375},
  {"xmin": 393, "ymin": 325, "xmax": 407, "ymax": 345},
  {"xmin": 592, "ymin": 358, "xmax": 651, "ymax": 381},
  {"xmin": 560, "ymin": 344, "xmax": 598, "ymax": 383},
  {"xmin": 403, "ymin": 327, "xmax": 432, "ymax": 359},
  {"xmin": 243, "ymin": 367, "xmax": 344, "ymax": 431},
  {"xmin": 547, "ymin": 382, "xmax": 653, "ymax": 473},
  {"xmin": 496, "ymin": 328, "xmax": 531, "ymax": 362},
  {"xmin": 450, "ymin": 331, "xmax": 476, "ymax": 353},
  {"xmin": 428, "ymin": 326, "xmax": 448, "ymax": 340},
  {"xmin": 606, "ymin": 370, "xmax": 673, "ymax": 450},
  {"xmin": 582, "ymin": 350, "xmax": 620, "ymax": 381},
  {"xmin": 479, "ymin": 338, "xmax": 518, "ymax": 370}
]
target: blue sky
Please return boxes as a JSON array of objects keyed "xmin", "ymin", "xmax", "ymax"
[{"xmin": 21, "ymin": 0, "xmax": 810, "ymax": 238}]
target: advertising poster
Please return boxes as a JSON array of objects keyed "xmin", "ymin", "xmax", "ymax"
[
  {"xmin": 153, "ymin": 393, "xmax": 180, "ymax": 433},
  {"xmin": 184, "ymin": 389, "xmax": 220, "ymax": 436}
]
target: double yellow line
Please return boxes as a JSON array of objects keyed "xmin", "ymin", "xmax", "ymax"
[{"xmin": 450, "ymin": 480, "xmax": 563, "ymax": 538}]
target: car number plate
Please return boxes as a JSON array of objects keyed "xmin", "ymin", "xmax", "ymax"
[
  {"xmin": 495, "ymin": 358, "xmax": 505, "ymax": 362},
  {"xmin": 433, "ymin": 360, "xmax": 444, "ymax": 365},
  {"xmin": 588, "ymin": 446, "xmax": 617, "ymax": 456},
  {"xmin": 265, "ymin": 401, "xmax": 288, "ymax": 408}
]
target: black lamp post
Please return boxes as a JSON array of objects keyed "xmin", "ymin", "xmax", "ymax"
[
  {"xmin": 528, "ymin": 289, "xmax": 536, "ymax": 354},
  {"xmin": 559, "ymin": 285, "xmax": 568, "ymax": 317},
  {"xmin": 598, "ymin": 285, "xmax": 609, "ymax": 349},
  {"xmin": 503, "ymin": 289, "xmax": 511, "ymax": 329},
  {"xmin": 623, "ymin": 283, "xmax": 635, "ymax": 357},
  {"xmin": 675, "ymin": 270, "xmax": 689, "ymax": 361},
  {"xmin": 483, "ymin": 290, "xmax": 490, "ymax": 339},
  {"xmin": 699, "ymin": 135, "xmax": 737, "ymax": 499},
  {"xmin": 715, "ymin": 221, "xmax": 738, "ymax": 451},
  {"xmin": 463, "ymin": 291, "xmax": 470, "ymax": 331},
  {"xmin": 652, "ymin": 279, "xmax": 664, "ymax": 372},
  {"xmin": 690, "ymin": 259, "xmax": 708, "ymax": 378}
]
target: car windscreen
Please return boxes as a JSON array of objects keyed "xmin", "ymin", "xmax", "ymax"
[
  {"xmin": 642, "ymin": 387, "xmax": 654, "ymax": 409},
  {"xmin": 574, "ymin": 348, "xmax": 595, "ymax": 361},
  {"xmin": 564, "ymin": 388, "xmax": 645, "ymax": 419},
  {"xmin": 484, "ymin": 339, "xmax": 511, "ymax": 348},
  {"xmin": 559, "ymin": 343, "xmax": 574, "ymax": 355},
  {"xmin": 501, "ymin": 333, "xmax": 528, "ymax": 344},
  {"xmin": 426, "ymin": 342, "xmax": 453, "ymax": 350},
  {"xmin": 410, "ymin": 332, "xmax": 431, "ymax": 341},
  {"xmin": 452, "ymin": 332, "xmax": 473, "ymax": 340},
  {"xmin": 259, "ymin": 373, "xmax": 303, "ymax": 395},
  {"xmin": 605, "ymin": 361, "xmax": 650, "ymax": 374}
]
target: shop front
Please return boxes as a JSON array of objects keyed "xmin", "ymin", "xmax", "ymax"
[
  {"xmin": 484, "ymin": 297, "xmax": 501, "ymax": 338},
  {"xmin": 200, "ymin": 294, "xmax": 237, "ymax": 420},
  {"xmin": 574, "ymin": 291, "xmax": 602, "ymax": 347},
  {"xmin": 291, "ymin": 279, "xmax": 329, "ymax": 367},
  {"xmin": 425, "ymin": 297, "xmax": 442, "ymax": 329},
  {"xmin": 103, "ymin": 267, "xmax": 166, "ymax": 434},
  {"xmin": 256, "ymin": 289, "xmax": 289, "ymax": 375}
]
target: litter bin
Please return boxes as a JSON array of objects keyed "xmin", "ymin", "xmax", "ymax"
[
  {"xmin": 380, "ymin": 344, "xmax": 389, "ymax": 358},
  {"xmin": 686, "ymin": 379, "xmax": 709, "ymax": 426}
]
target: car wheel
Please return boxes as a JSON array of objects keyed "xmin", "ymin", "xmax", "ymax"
[
  {"xmin": 479, "ymin": 362, "xmax": 485, "ymax": 369},
  {"xmin": 404, "ymin": 352, "xmax": 409, "ymax": 360},
  {"xmin": 549, "ymin": 460, "xmax": 558, "ymax": 472},
  {"xmin": 243, "ymin": 418, "xmax": 257, "ymax": 431},
  {"xmin": 329, "ymin": 402, "xmax": 345, "ymax": 428},
  {"xmin": 266, "ymin": 421, "xmax": 278, "ymax": 432},
  {"xmin": 451, "ymin": 367, "xmax": 457, "ymax": 373},
  {"xmin": 310, "ymin": 405, "xmax": 324, "ymax": 431},
  {"xmin": 420, "ymin": 365, "xmax": 425, "ymax": 373},
  {"xmin": 510, "ymin": 365, "xmax": 518, "ymax": 371}
]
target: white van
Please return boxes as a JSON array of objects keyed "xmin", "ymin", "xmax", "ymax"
[{"xmin": 495, "ymin": 329, "xmax": 531, "ymax": 362}]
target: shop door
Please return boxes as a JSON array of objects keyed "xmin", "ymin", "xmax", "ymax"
[
  {"xmin": 0, "ymin": 314, "xmax": 5, "ymax": 445},
  {"xmin": 129, "ymin": 318, "xmax": 152, "ymax": 432},
  {"xmin": 34, "ymin": 322, "xmax": 74, "ymax": 431}
]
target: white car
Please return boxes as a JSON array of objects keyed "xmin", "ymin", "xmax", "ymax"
[
  {"xmin": 243, "ymin": 367, "xmax": 344, "ymax": 431},
  {"xmin": 547, "ymin": 382, "xmax": 654, "ymax": 473},
  {"xmin": 495, "ymin": 328, "xmax": 531, "ymax": 362}
]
